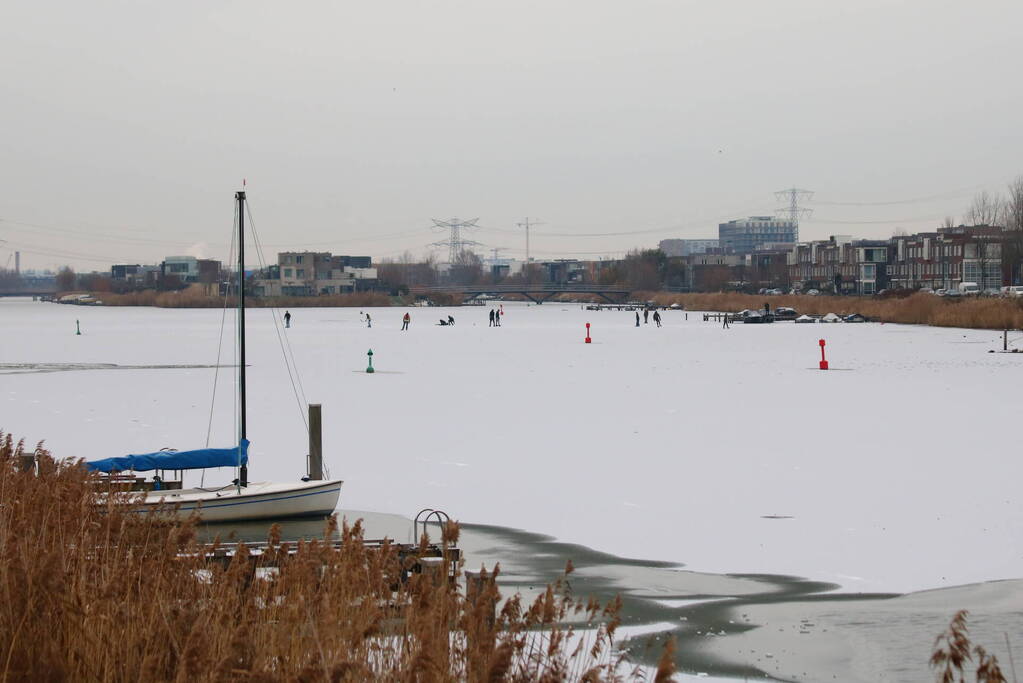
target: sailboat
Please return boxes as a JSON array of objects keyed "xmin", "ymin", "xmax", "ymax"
[{"xmin": 86, "ymin": 190, "xmax": 343, "ymax": 522}]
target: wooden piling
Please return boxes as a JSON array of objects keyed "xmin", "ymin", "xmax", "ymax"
[{"xmin": 308, "ymin": 403, "xmax": 323, "ymax": 480}]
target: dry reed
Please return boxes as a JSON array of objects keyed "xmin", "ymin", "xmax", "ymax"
[
  {"xmin": 931, "ymin": 610, "xmax": 1007, "ymax": 682},
  {"xmin": 637, "ymin": 292, "xmax": 1023, "ymax": 330},
  {"xmin": 0, "ymin": 432, "xmax": 661, "ymax": 682},
  {"xmin": 86, "ymin": 285, "xmax": 394, "ymax": 309}
]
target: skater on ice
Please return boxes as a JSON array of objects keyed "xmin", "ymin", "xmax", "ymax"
[{"xmin": 401, "ymin": 312, "xmax": 410, "ymax": 331}]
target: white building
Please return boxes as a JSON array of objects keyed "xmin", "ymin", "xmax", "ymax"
[{"xmin": 163, "ymin": 256, "xmax": 199, "ymax": 282}]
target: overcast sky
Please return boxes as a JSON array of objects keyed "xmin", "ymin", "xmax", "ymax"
[{"xmin": 1, "ymin": 0, "xmax": 1021, "ymax": 271}]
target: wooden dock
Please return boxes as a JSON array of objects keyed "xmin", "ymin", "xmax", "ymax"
[{"xmin": 193, "ymin": 538, "xmax": 462, "ymax": 584}]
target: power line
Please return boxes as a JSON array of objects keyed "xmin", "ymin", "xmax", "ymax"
[
  {"xmin": 810, "ymin": 214, "xmax": 946, "ymax": 225},
  {"xmin": 810, "ymin": 183, "xmax": 991, "ymax": 207}
]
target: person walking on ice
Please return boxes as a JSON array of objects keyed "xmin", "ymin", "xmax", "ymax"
[
  {"xmin": 643, "ymin": 309, "xmax": 649, "ymax": 324},
  {"xmin": 284, "ymin": 310, "xmax": 292, "ymax": 328},
  {"xmin": 489, "ymin": 309, "xmax": 495, "ymax": 327},
  {"xmin": 494, "ymin": 309, "xmax": 501, "ymax": 327},
  {"xmin": 366, "ymin": 312, "xmax": 372, "ymax": 328},
  {"xmin": 401, "ymin": 312, "xmax": 410, "ymax": 331},
  {"xmin": 722, "ymin": 313, "xmax": 730, "ymax": 329},
  {"xmin": 653, "ymin": 310, "xmax": 662, "ymax": 327},
  {"xmin": 635, "ymin": 311, "xmax": 640, "ymax": 327}
]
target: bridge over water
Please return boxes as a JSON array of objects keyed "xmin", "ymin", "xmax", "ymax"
[
  {"xmin": 409, "ymin": 283, "xmax": 632, "ymax": 304},
  {"xmin": 0, "ymin": 289, "xmax": 57, "ymax": 298}
]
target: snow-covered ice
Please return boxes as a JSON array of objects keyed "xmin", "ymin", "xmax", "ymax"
[{"xmin": 2, "ymin": 298, "xmax": 1020, "ymax": 594}]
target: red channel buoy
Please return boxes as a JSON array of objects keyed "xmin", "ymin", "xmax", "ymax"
[
  {"xmin": 819, "ymin": 339, "xmax": 829, "ymax": 370},
  {"xmin": 585, "ymin": 322, "xmax": 592, "ymax": 344}
]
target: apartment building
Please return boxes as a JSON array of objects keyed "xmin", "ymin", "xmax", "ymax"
[
  {"xmin": 719, "ymin": 217, "xmax": 798, "ymax": 254},
  {"xmin": 274, "ymin": 252, "xmax": 377, "ymax": 295},
  {"xmin": 658, "ymin": 238, "xmax": 720, "ymax": 257}
]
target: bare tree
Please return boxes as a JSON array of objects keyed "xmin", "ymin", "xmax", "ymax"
[
  {"xmin": 55, "ymin": 267, "xmax": 76, "ymax": 292},
  {"xmin": 0, "ymin": 268, "xmax": 24, "ymax": 291},
  {"xmin": 942, "ymin": 216, "xmax": 956, "ymax": 229},
  {"xmin": 964, "ymin": 190, "xmax": 1004, "ymax": 226},
  {"xmin": 1005, "ymin": 176, "xmax": 1023, "ymax": 232},
  {"xmin": 1001, "ymin": 176, "xmax": 1023, "ymax": 284},
  {"xmin": 449, "ymin": 249, "xmax": 483, "ymax": 285}
]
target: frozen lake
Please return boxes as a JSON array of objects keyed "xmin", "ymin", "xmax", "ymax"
[{"xmin": 2, "ymin": 297, "xmax": 1020, "ymax": 594}]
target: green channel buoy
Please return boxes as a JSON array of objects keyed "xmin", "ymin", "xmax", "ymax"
[
  {"xmin": 366, "ymin": 349, "xmax": 375, "ymax": 373},
  {"xmin": 76, "ymin": 320, "xmax": 81, "ymax": 336}
]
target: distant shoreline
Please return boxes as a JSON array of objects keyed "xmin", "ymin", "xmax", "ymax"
[{"xmin": 43, "ymin": 287, "xmax": 1023, "ymax": 330}]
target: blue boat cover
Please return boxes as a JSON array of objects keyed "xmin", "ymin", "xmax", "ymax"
[{"xmin": 85, "ymin": 439, "xmax": 249, "ymax": 473}]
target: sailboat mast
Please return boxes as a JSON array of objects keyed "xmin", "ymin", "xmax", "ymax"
[{"xmin": 236, "ymin": 190, "xmax": 248, "ymax": 487}]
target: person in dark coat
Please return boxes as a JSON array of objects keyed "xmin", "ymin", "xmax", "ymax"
[
  {"xmin": 284, "ymin": 310, "xmax": 292, "ymax": 328},
  {"xmin": 401, "ymin": 312, "xmax": 410, "ymax": 331},
  {"xmin": 489, "ymin": 309, "xmax": 495, "ymax": 327},
  {"xmin": 653, "ymin": 311, "xmax": 662, "ymax": 327},
  {"xmin": 448, "ymin": 315, "xmax": 455, "ymax": 325},
  {"xmin": 643, "ymin": 309, "xmax": 649, "ymax": 324},
  {"xmin": 635, "ymin": 311, "xmax": 640, "ymax": 327},
  {"xmin": 366, "ymin": 312, "xmax": 372, "ymax": 328},
  {"xmin": 494, "ymin": 309, "xmax": 501, "ymax": 327}
]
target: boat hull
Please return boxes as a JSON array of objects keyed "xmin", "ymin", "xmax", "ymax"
[{"xmin": 141, "ymin": 479, "xmax": 343, "ymax": 523}]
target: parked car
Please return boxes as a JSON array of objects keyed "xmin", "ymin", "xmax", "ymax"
[
  {"xmin": 959, "ymin": 281, "xmax": 981, "ymax": 295},
  {"xmin": 1005, "ymin": 286, "xmax": 1023, "ymax": 297},
  {"xmin": 843, "ymin": 313, "xmax": 868, "ymax": 323},
  {"xmin": 806, "ymin": 289, "xmax": 820, "ymax": 296}
]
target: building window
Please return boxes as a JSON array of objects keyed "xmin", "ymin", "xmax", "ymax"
[
  {"xmin": 284, "ymin": 268, "xmax": 293, "ymax": 278},
  {"xmin": 296, "ymin": 255, "xmax": 304, "ymax": 264},
  {"xmin": 296, "ymin": 269, "xmax": 305, "ymax": 278}
]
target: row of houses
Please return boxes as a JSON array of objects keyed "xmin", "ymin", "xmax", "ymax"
[
  {"xmin": 657, "ymin": 215, "xmax": 1017, "ymax": 294},
  {"xmin": 786, "ymin": 225, "xmax": 1008, "ymax": 294},
  {"xmin": 111, "ymin": 257, "xmax": 222, "ymax": 288},
  {"xmin": 110, "ymin": 253, "xmax": 379, "ymax": 295},
  {"xmin": 671, "ymin": 225, "xmax": 1009, "ymax": 295}
]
